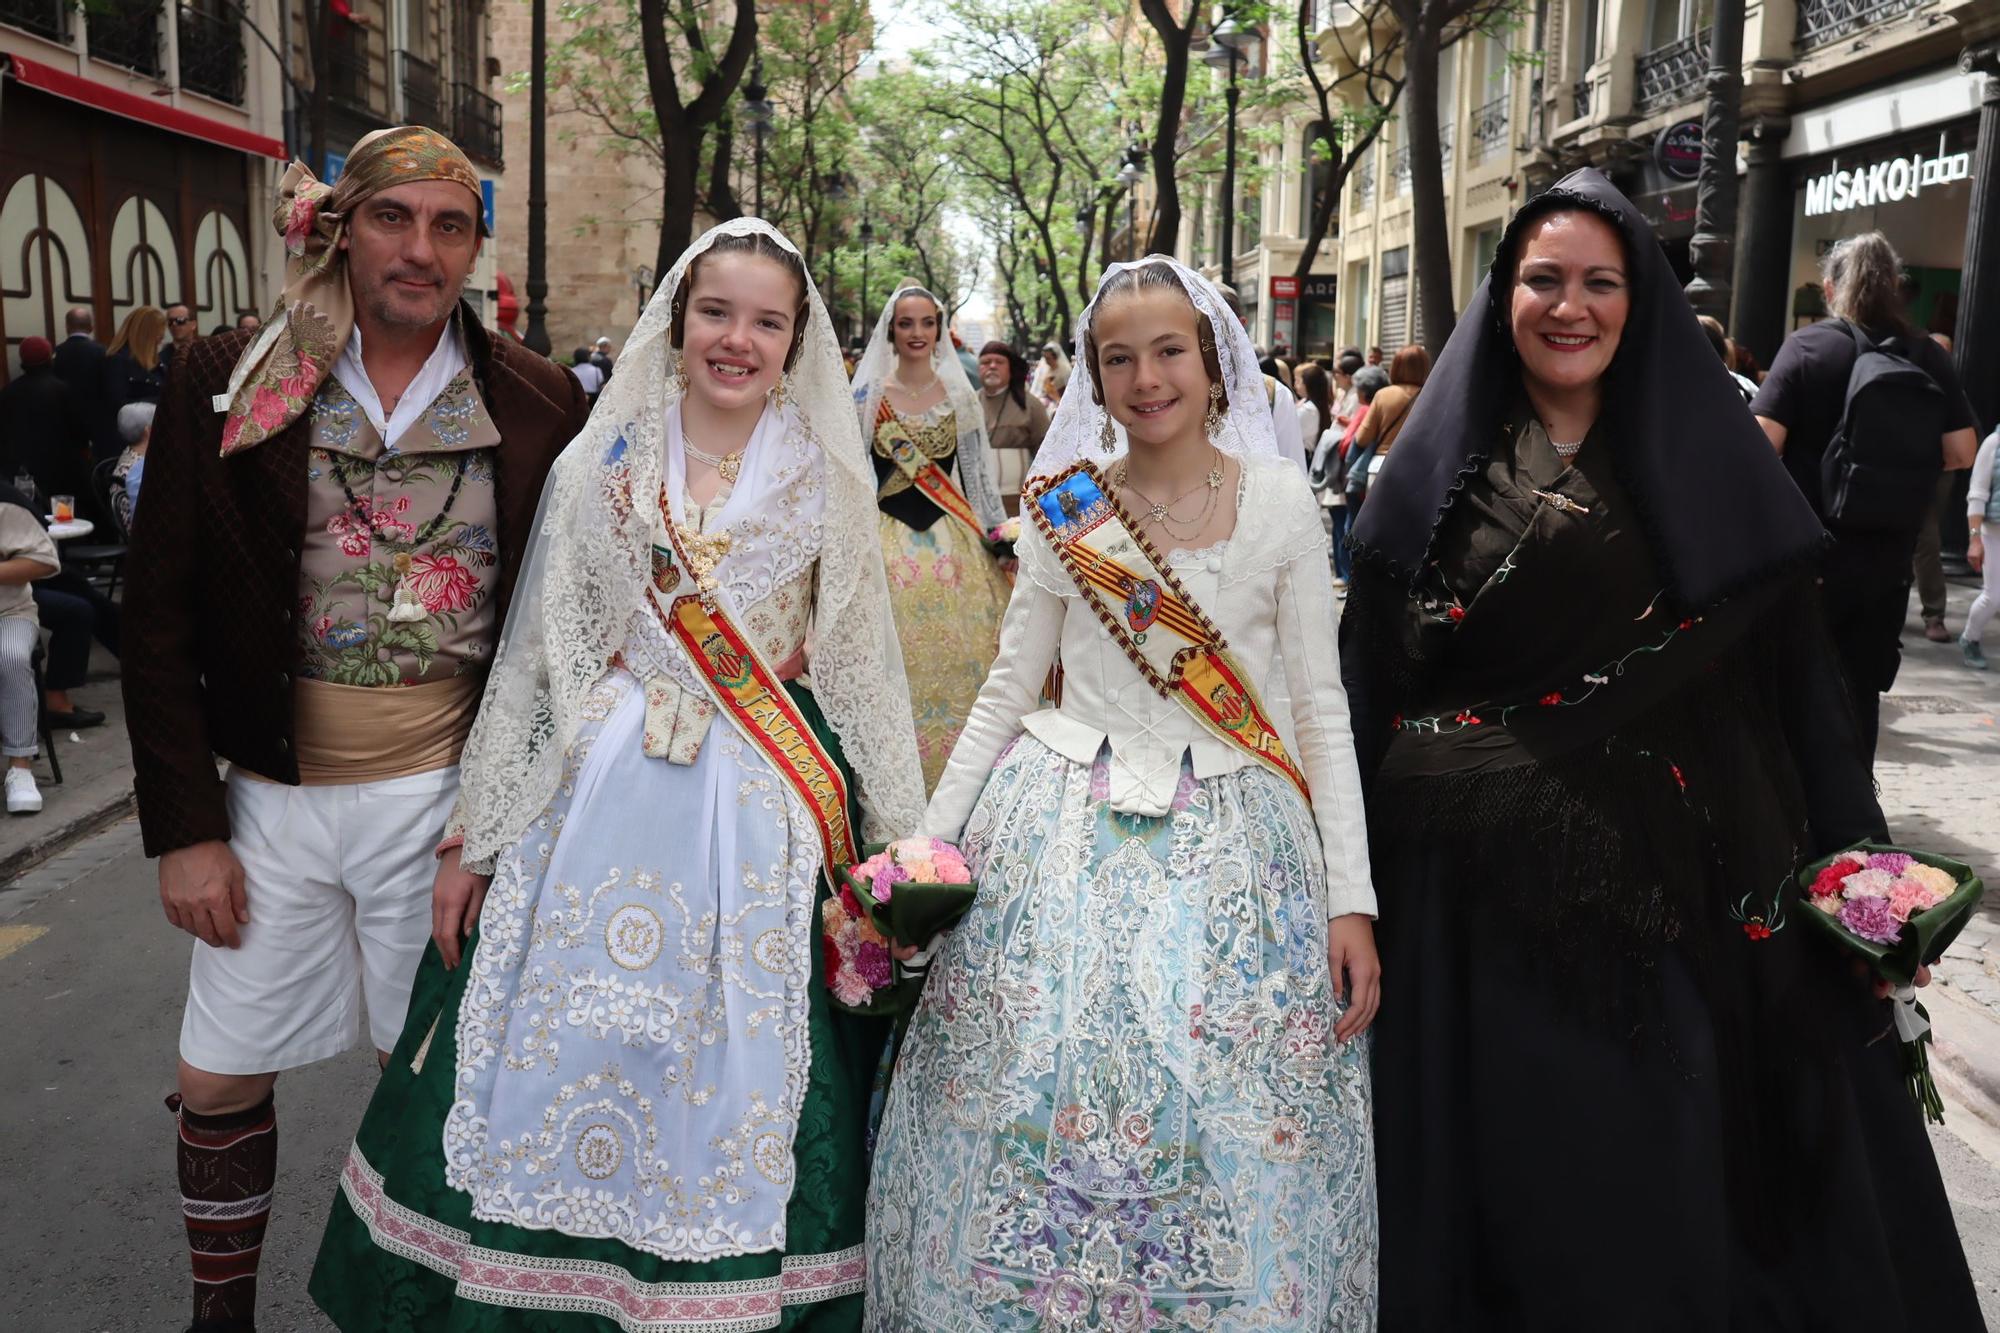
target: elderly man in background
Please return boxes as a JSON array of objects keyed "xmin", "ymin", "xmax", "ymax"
[
  {"xmin": 122, "ymin": 126, "xmax": 590, "ymax": 1333},
  {"xmin": 976, "ymin": 341, "xmax": 1048, "ymax": 515}
]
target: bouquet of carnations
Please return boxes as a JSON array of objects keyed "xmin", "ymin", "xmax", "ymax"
[
  {"xmin": 985, "ymin": 515, "xmax": 1022, "ymax": 562},
  {"xmin": 821, "ymin": 838, "xmax": 976, "ymax": 1015},
  {"xmin": 1796, "ymin": 842, "xmax": 1985, "ymax": 1122}
]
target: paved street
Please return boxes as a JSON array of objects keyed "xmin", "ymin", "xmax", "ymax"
[{"xmin": 0, "ymin": 580, "xmax": 1997, "ymax": 1330}]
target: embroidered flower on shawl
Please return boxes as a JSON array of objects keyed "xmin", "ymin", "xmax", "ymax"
[
  {"xmin": 1838, "ymin": 894, "xmax": 1902, "ymax": 945},
  {"xmin": 933, "ymin": 553, "xmax": 962, "ymax": 589},
  {"xmin": 406, "ymin": 553, "xmax": 479, "ymax": 613},
  {"xmin": 886, "ymin": 554, "xmax": 921, "ymax": 590},
  {"xmin": 250, "ymin": 386, "xmax": 290, "ymax": 431},
  {"xmin": 323, "ymin": 621, "xmax": 367, "ymax": 649},
  {"xmin": 337, "ymin": 528, "xmax": 371, "ymax": 559},
  {"xmin": 279, "ymin": 353, "xmax": 321, "ymax": 401},
  {"xmin": 284, "ymin": 192, "xmax": 321, "ymax": 256}
]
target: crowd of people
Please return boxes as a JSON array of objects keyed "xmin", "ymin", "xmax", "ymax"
[{"xmin": 48, "ymin": 120, "xmax": 1986, "ymax": 1332}]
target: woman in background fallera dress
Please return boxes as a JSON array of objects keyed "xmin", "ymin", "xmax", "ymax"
[
  {"xmin": 866, "ymin": 256, "xmax": 1379, "ymax": 1330},
  {"xmin": 851, "ymin": 285, "xmax": 1012, "ymax": 789},
  {"xmin": 310, "ymin": 219, "xmax": 925, "ymax": 1331}
]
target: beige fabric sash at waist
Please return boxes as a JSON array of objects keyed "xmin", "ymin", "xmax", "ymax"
[{"xmin": 284, "ymin": 674, "xmax": 485, "ymax": 785}]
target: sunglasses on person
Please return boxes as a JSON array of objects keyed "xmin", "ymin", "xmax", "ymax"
[{"xmin": 168, "ymin": 314, "xmax": 194, "ymax": 327}]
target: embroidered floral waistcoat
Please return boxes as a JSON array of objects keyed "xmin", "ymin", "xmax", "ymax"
[{"xmin": 297, "ymin": 372, "xmax": 503, "ymax": 687}]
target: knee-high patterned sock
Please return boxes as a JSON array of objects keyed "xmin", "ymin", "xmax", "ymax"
[{"xmin": 172, "ymin": 1092, "xmax": 276, "ymax": 1332}]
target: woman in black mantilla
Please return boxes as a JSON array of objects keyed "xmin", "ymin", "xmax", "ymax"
[{"xmin": 1344, "ymin": 169, "xmax": 1979, "ymax": 1329}]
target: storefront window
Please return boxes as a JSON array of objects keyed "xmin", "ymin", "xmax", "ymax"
[{"xmin": 1788, "ymin": 120, "xmax": 1974, "ymax": 337}]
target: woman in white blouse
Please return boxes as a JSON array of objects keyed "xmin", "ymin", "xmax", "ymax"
[{"xmin": 865, "ymin": 257, "xmax": 1378, "ymax": 1330}]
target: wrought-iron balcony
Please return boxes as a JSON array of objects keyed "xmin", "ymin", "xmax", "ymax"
[
  {"xmin": 0, "ymin": 0, "xmax": 67, "ymax": 43},
  {"xmin": 326, "ymin": 25, "xmax": 381, "ymax": 115},
  {"xmin": 1572, "ymin": 78, "xmax": 1592, "ymax": 121},
  {"xmin": 1469, "ymin": 92, "xmax": 1510, "ymax": 163},
  {"xmin": 454, "ymin": 82, "xmax": 503, "ymax": 166},
  {"xmin": 178, "ymin": 7, "xmax": 245, "ymax": 104},
  {"xmin": 1353, "ymin": 156, "xmax": 1375, "ymax": 206},
  {"xmin": 1795, "ymin": 0, "xmax": 1929, "ymax": 52},
  {"xmin": 88, "ymin": 0, "xmax": 165, "ymax": 77},
  {"xmin": 1635, "ymin": 32, "xmax": 1710, "ymax": 114},
  {"xmin": 1440, "ymin": 122, "xmax": 1455, "ymax": 174},
  {"xmin": 1391, "ymin": 143, "xmax": 1412, "ymax": 190},
  {"xmin": 399, "ymin": 51, "xmax": 443, "ymax": 130}
]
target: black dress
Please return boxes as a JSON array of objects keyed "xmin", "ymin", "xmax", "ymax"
[{"xmin": 1342, "ymin": 170, "xmax": 1980, "ymax": 1331}]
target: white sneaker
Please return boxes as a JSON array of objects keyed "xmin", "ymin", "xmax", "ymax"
[{"xmin": 5, "ymin": 766, "xmax": 41, "ymax": 814}]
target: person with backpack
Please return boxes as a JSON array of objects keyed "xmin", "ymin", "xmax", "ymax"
[{"xmin": 1751, "ymin": 232, "xmax": 1980, "ymax": 763}]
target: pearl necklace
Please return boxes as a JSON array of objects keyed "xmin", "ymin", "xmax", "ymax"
[{"xmin": 1551, "ymin": 438, "xmax": 1583, "ymax": 459}]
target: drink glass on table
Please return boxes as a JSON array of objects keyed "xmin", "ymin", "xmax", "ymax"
[{"xmin": 51, "ymin": 495, "xmax": 75, "ymax": 523}]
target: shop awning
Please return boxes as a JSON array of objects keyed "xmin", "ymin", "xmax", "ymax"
[{"xmin": 1, "ymin": 53, "xmax": 287, "ymax": 161}]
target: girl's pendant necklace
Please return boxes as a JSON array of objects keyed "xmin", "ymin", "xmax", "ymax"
[
  {"xmin": 684, "ymin": 435, "xmax": 745, "ymax": 484},
  {"xmin": 1114, "ymin": 452, "xmax": 1225, "ymax": 538}
]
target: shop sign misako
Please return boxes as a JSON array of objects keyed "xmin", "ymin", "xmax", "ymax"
[{"xmin": 1804, "ymin": 145, "xmax": 1973, "ymax": 217}]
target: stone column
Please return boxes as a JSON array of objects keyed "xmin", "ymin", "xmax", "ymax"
[
  {"xmin": 1953, "ymin": 45, "xmax": 1999, "ymax": 435},
  {"xmin": 1730, "ymin": 115, "xmax": 1792, "ymax": 368}
]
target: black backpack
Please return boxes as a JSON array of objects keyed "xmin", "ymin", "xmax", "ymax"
[{"xmin": 1819, "ymin": 321, "xmax": 1946, "ymax": 533}]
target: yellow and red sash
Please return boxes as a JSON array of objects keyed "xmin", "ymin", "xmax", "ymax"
[
  {"xmin": 646, "ymin": 495, "xmax": 856, "ymax": 874},
  {"xmin": 1026, "ymin": 461, "xmax": 1310, "ymax": 802},
  {"xmin": 878, "ymin": 415, "xmax": 990, "ymax": 547}
]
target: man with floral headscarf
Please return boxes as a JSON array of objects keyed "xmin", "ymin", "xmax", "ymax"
[{"xmin": 120, "ymin": 126, "xmax": 590, "ymax": 1333}]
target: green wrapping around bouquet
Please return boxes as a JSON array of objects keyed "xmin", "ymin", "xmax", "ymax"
[
  {"xmin": 825, "ymin": 842, "xmax": 976, "ymax": 1017},
  {"xmin": 1795, "ymin": 841, "xmax": 1984, "ymax": 1122},
  {"xmin": 1794, "ymin": 842, "xmax": 1984, "ymax": 987}
]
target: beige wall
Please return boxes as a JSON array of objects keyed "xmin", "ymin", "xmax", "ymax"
[{"xmin": 487, "ymin": 1, "xmax": 658, "ymax": 359}]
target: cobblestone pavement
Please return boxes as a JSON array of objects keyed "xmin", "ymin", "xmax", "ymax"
[{"xmin": 1879, "ymin": 576, "xmax": 2000, "ymax": 1014}]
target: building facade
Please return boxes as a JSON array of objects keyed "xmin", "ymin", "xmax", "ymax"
[
  {"xmin": 0, "ymin": 0, "xmax": 507, "ymax": 382},
  {"xmin": 1328, "ymin": 13, "xmax": 1535, "ymax": 357},
  {"xmin": 1533, "ymin": 0, "xmax": 1995, "ymax": 393}
]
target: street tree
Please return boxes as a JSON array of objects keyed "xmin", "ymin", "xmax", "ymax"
[
  {"xmin": 1286, "ymin": 1, "xmax": 1407, "ymax": 279},
  {"xmin": 1386, "ymin": 0, "xmax": 1526, "ymax": 353}
]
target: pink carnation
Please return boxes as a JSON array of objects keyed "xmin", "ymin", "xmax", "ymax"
[
  {"xmin": 854, "ymin": 940, "xmax": 893, "ymax": 988},
  {"xmin": 1866, "ymin": 852, "xmax": 1915, "ymax": 876},
  {"xmin": 1906, "ymin": 864, "xmax": 1957, "ymax": 901},
  {"xmin": 870, "ymin": 861, "xmax": 910, "ymax": 903},
  {"xmin": 830, "ymin": 970, "xmax": 875, "ymax": 1007},
  {"xmin": 1887, "ymin": 880, "xmax": 1936, "ymax": 923},
  {"xmin": 934, "ymin": 860, "xmax": 972, "ymax": 884},
  {"xmin": 1839, "ymin": 868, "xmax": 1895, "ymax": 900},
  {"xmin": 1839, "ymin": 893, "xmax": 1903, "ymax": 945}
]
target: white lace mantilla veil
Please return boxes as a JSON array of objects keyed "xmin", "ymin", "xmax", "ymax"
[
  {"xmin": 451, "ymin": 218, "xmax": 926, "ymax": 869},
  {"xmin": 850, "ymin": 283, "xmax": 1007, "ymax": 530},
  {"xmin": 1027, "ymin": 254, "xmax": 1280, "ymax": 483}
]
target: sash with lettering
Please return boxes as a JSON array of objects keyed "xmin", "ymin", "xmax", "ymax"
[
  {"xmin": 645, "ymin": 489, "xmax": 857, "ymax": 876},
  {"xmin": 1026, "ymin": 461, "xmax": 1311, "ymax": 802},
  {"xmin": 878, "ymin": 415, "xmax": 991, "ymax": 547}
]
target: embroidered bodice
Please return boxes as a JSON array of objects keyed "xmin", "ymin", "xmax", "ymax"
[
  {"xmin": 873, "ymin": 399, "xmax": 965, "ymax": 531},
  {"xmin": 297, "ymin": 372, "xmax": 502, "ymax": 686},
  {"xmin": 628, "ymin": 475, "xmax": 819, "ymax": 765},
  {"xmin": 921, "ymin": 454, "xmax": 1375, "ymax": 920}
]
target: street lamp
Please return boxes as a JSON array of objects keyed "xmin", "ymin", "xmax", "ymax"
[
  {"xmin": 741, "ymin": 59, "xmax": 774, "ymax": 218},
  {"xmin": 1204, "ymin": 16, "xmax": 1258, "ymax": 284},
  {"xmin": 822, "ymin": 172, "xmax": 849, "ymax": 340},
  {"xmin": 859, "ymin": 215, "xmax": 875, "ymax": 327},
  {"xmin": 1116, "ymin": 141, "xmax": 1146, "ymax": 260}
]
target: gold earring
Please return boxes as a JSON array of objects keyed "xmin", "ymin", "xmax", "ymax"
[
  {"xmin": 771, "ymin": 374, "xmax": 789, "ymax": 409},
  {"xmin": 672, "ymin": 353, "xmax": 689, "ymax": 396},
  {"xmin": 1099, "ymin": 414, "xmax": 1118, "ymax": 453},
  {"xmin": 1203, "ymin": 382, "xmax": 1224, "ymax": 438}
]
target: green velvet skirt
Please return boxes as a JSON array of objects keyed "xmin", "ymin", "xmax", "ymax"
[{"xmin": 310, "ymin": 686, "xmax": 892, "ymax": 1331}]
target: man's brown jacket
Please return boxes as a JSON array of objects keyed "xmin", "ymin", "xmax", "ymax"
[{"xmin": 122, "ymin": 312, "xmax": 591, "ymax": 857}]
